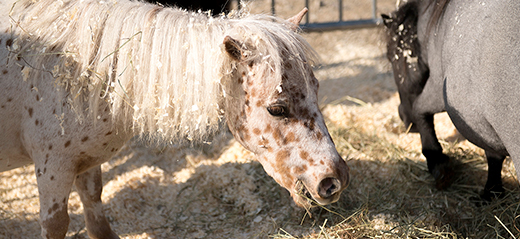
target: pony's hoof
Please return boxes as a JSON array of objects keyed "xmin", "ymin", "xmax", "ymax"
[
  {"xmin": 479, "ymin": 187, "xmax": 505, "ymax": 202},
  {"xmin": 431, "ymin": 162, "xmax": 455, "ymax": 190}
]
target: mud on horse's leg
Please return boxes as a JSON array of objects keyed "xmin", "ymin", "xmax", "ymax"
[
  {"xmin": 36, "ymin": 161, "xmax": 75, "ymax": 239},
  {"xmin": 75, "ymin": 165, "xmax": 119, "ymax": 239},
  {"xmin": 417, "ymin": 114, "xmax": 454, "ymax": 189}
]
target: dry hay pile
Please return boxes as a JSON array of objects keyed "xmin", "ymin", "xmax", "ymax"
[{"xmin": 2, "ymin": 0, "xmax": 520, "ymax": 238}]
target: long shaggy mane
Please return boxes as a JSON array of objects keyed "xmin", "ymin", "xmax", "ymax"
[{"xmin": 6, "ymin": 0, "xmax": 318, "ymax": 142}]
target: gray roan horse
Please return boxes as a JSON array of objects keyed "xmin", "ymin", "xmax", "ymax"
[
  {"xmin": 382, "ymin": 0, "xmax": 520, "ymax": 199},
  {"xmin": 0, "ymin": 0, "xmax": 350, "ymax": 238}
]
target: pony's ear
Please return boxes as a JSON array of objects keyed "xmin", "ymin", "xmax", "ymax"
[
  {"xmin": 223, "ymin": 36, "xmax": 243, "ymax": 61},
  {"xmin": 287, "ymin": 8, "xmax": 308, "ymax": 31},
  {"xmin": 381, "ymin": 14, "xmax": 393, "ymax": 27}
]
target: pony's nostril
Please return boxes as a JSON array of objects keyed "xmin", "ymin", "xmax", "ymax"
[{"xmin": 317, "ymin": 177, "xmax": 341, "ymax": 199}]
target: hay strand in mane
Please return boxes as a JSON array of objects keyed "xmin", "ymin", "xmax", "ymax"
[{"xmin": 7, "ymin": 0, "xmax": 318, "ymax": 142}]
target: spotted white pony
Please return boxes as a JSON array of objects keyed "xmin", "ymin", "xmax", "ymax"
[{"xmin": 0, "ymin": 0, "xmax": 349, "ymax": 238}]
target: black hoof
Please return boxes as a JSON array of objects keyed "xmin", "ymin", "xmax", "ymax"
[
  {"xmin": 480, "ymin": 187, "xmax": 505, "ymax": 202},
  {"xmin": 431, "ymin": 162, "xmax": 455, "ymax": 190},
  {"xmin": 424, "ymin": 152, "xmax": 454, "ymax": 190}
]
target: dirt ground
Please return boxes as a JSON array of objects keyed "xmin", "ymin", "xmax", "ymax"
[{"xmin": 2, "ymin": 0, "xmax": 520, "ymax": 238}]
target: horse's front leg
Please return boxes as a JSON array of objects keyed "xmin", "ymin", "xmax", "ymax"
[
  {"xmin": 415, "ymin": 113, "xmax": 453, "ymax": 189},
  {"xmin": 35, "ymin": 161, "xmax": 75, "ymax": 239},
  {"xmin": 481, "ymin": 151, "xmax": 506, "ymax": 200},
  {"xmin": 75, "ymin": 165, "xmax": 119, "ymax": 239}
]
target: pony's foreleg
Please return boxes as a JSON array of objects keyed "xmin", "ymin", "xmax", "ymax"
[
  {"xmin": 36, "ymin": 162, "xmax": 75, "ymax": 239},
  {"xmin": 75, "ymin": 165, "xmax": 119, "ymax": 239},
  {"xmin": 481, "ymin": 151, "xmax": 506, "ymax": 200},
  {"xmin": 415, "ymin": 113, "xmax": 454, "ymax": 189}
]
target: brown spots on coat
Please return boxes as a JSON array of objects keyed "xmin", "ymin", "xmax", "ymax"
[
  {"xmin": 272, "ymin": 128, "xmax": 283, "ymax": 144},
  {"xmin": 48, "ymin": 145, "xmax": 53, "ymax": 150},
  {"xmin": 47, "ymin": 203, "xmax": 60, "ymax": 214},
  {"xmin": 27, "ymin": 108, "xmax": 33, "ymax": 118},
  {"xmin": 50, "ymin": 176, "xmax": 54, "ymax": 180},
  {"xmin": 284, "ymin": 61, "xmax": 293, "ymax": 70},
  {"xmin": 276, "ymin": 150, "xmax": 290, "ymax": 162},
  {"xmin": 35, "ymin": 119, "xmax": 39, "ymax": 126},
  {"xmin": 36, "ymin": 95, "xmax": 40, "ymax": 101},
  {"xmin": 264, "ymin": 124, "xmax": 272, "ymax": 133},
  {"xmin": 241, "ymin": 130, "xmax": 250, "ymax": 141},
  {"xmin": 275, "ymin": 150, "xmax": 291, "ymax": 177},
  {"xmin": 64, "ymin": 140, "xmax": 71, "ymax": 148},
  {"xmin": 299, "ymin": 151, "xmax": 310, "ymax": 161},
  {"xmin": 252, "ymin": 128, "xmax": 261, "ymax": 135},
  {"xmin": 76, "ymin": 155, "xmax": 94, "ymax": 174},
  {"xmin": 1, "ymin": 70, "xmax": 7, "ymax": 75},
  {"xmin": 316, "ymin": 131, "xmax": 323, "ymax": 141},
  {"xmin": 5, "ymin": 38, "xmax": 12, "ymax": 47},
  {"xmin": 81, "ymin": 136, "xmax": 89, "ymax": 142},
  {"xmin": 299, "ymin": 108, "xmax": 310, "ymax": 119},
  {"xmin": 303, "ymin": 119, "xmax": 315, "ymax": 131},
  {"xmin": 293, "ymin": 164, "xmax": 307, "ymax": 175},
  {"xmin": 284, "ymin": 132, "xmax": 298, "ymax": 144},
  {"xmin": 105, "ymin": 131, "xmax": 112, "ymax": 136}
]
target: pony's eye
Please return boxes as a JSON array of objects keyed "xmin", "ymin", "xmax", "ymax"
[{"xmin": 267, "ymin": 105, "xmax": 288, "ymax": 117}]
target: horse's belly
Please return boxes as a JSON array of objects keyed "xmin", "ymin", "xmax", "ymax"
[
  {"xmin": 0, "ymin": 119, "xmax": 32, "ymax": 172},
  {"xmin": 0, "ymin": 71, "xmax": 32, "ymax": 172},
  {"xmin": 444, "ymin": 77, "xmax": 508, "ymax": 156},
  {"xmin": 0, "ymin": 150, "xmax": 33, "ymax": 172}
]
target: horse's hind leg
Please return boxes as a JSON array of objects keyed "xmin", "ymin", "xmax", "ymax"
[
  {"xmin": 75, "ymin": 165, "xmax": 119, "ymax": 239},
  {"xmin": 416, "ymin": 113, "xmax": 454, "ymax": 189},
  {"xmin": 481, "ymin": 151, "xmax": 506, "ymax": 201}
]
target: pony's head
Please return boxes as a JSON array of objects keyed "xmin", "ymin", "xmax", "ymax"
[
  {"xmin": 220, "ymin": 9, "xmax": 349, "ymax": 208},
  {"xmin": 382, "ymin": 1, "xmax": 429, "ymax": 131}
]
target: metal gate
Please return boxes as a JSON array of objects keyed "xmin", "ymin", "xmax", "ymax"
[{"xmin": 270, "ymin": 0, "xmax": 381, "ymax": 31}]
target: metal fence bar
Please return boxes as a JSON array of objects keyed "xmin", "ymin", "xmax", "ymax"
[
  {"xmin": 338, "ymin": 0, "xmax": 343, "ymax": 22},
  {"xmin": 305, "ymin": 0, "xmax": 310, "ymax": 25},
  {"xmin": 270, "ymin": 0, "xmax": 381, "ymax": 32}
]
